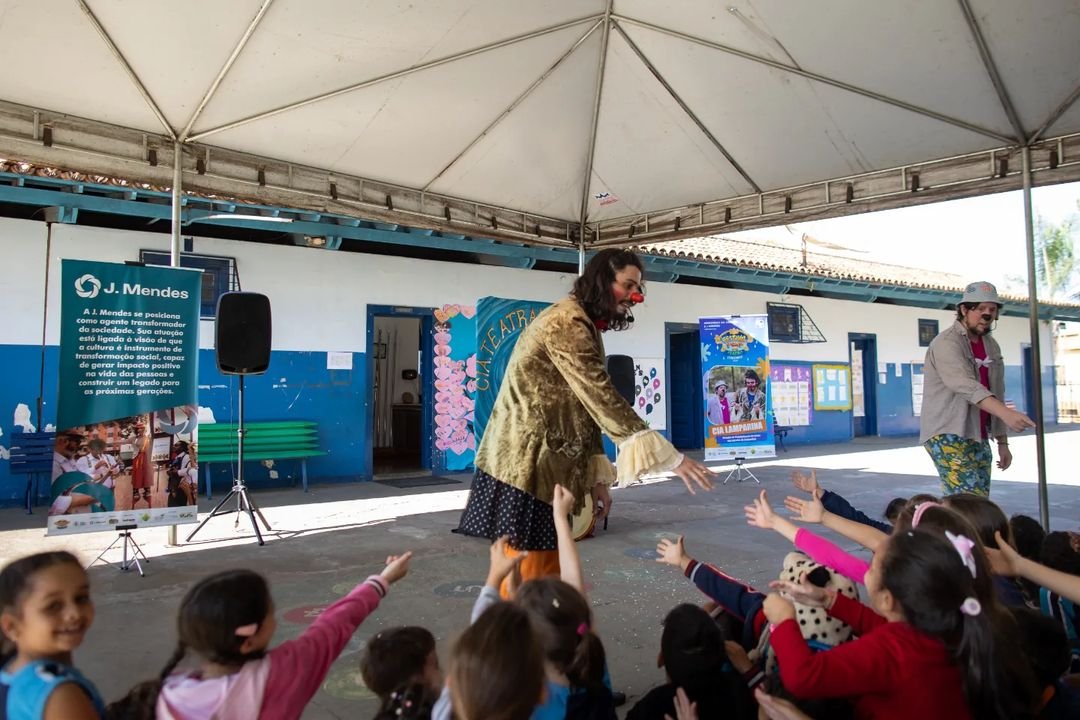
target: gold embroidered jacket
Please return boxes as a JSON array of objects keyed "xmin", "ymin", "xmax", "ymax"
[{"xmin": 474, "ymin": 297, "xmax": 682, "ymax": 512}]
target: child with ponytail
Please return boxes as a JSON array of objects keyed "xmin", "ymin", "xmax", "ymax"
[
  {"xmin": 764, "ymin": 528, "xmax": 1035, "ymax": 720},
  {"xmin": 108, "ymin": 552, "xmax": 412, "ymax": 720}
]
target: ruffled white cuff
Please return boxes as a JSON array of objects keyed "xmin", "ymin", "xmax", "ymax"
[
  {"xmin": 616, "ymin": 430, "xmax": 683, "ymax": 485},
  {"xmin": 586, "ymin": 453, "xmax": 618, "ymax": 489}
]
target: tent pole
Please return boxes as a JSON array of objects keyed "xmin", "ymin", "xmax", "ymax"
[
  {"xmin": 168, "ymin": 142, "xmax": 182, "ymax": 546},
  {"xmin": 578, "ymin": 227, "xmax": 586, "ymax": 275},
  {"xmin": 1021, "ymin": 145, "xmax": 1050, "ymax": 530}
]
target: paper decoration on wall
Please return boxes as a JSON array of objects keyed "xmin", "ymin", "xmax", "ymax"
[
  {"xmin": 912, "ymin": 370, "xmax": 925, "ymax": 417},
  {"xmin": 812, "ymin": 363, "xmax": 853, "ymax": 411},
  {"xmin": 433, "ymin": 304, "xmax": 477, "ymax": 471},
  {"xmin": 769, "ymin": 364, "xmax": 812, "ymax": 426},
  {"xmin": 631, "ymin": 358, "xmax": 666, "ymax": 430}
]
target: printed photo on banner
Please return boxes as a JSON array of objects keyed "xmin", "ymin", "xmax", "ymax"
[
  {"xmin": 699, "ymin": 315, "xmax": 775, "ymax": 460},
  {"xmin": 51, "ymin": 259, "xmax": 201, "ymax": 535}
]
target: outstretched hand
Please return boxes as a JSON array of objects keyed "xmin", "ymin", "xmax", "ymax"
[
  {"xmin": 656, "ymin": 535, "xmax": 690, "ymax": 569},
  {"xmin": 768, "ymin": 574, "xmax": 833, "ymax": 608},
  {"xmin": 672, "ymin": 456, "xmax": 715, "ymax": 495},
  {"xmin": 790, "ymin": 469, "xmax": 820, "ymax": 495},
  {"xmin": 380, "ymin": 551, "xmax": 413, "ymax": 584},
  {"xmin": 783, "ymin": 489, "xmax": 825, "ymax": 524},
  {"xmin": 984, "ymin": 530, "xmax": 1022, "ymax": 577},
  {"xmin": 744, "ymin": 489, "xmax": 776, "ymax": 530},
  {"xmin": 663, "ymin": 688, "xmax": 698, "ymax": 720}
]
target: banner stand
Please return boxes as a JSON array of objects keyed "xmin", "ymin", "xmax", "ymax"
[
  {"xmin": 721, "ymin": 457, "xmax": 761, "ymax": 485},
  {"xmin": 88, "ymin": 524, "xmax": 149, "ymax": 577}
]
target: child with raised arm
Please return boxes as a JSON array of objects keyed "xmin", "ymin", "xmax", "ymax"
[{"xmin": 110, "ymin": 552, "xmax": 412, "ymax": 720}]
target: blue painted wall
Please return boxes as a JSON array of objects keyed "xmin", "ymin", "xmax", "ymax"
[{"xmin": 0, "ymin": 344, "xmax": 370, "ymax": 507}]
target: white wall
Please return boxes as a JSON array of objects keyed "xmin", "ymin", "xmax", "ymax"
[{"xmin": 0, "ymin": 216, "xmax": 1052, "ymax": 364}]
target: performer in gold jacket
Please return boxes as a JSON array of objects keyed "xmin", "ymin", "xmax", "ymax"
[{"xmin": 457, "ymin": 249, "xmax": 715, "ymax": 593}]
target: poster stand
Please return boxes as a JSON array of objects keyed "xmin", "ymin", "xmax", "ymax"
[
  {"xmin": 89, "ymin": 524, "xmax": 149, "ymax": 577},
  {"xmin": 722, "ymin": 457, "xmax": 761, "ymax": 485}
]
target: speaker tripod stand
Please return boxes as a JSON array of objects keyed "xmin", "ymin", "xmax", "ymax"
[
  {"xmin": 722, "ymin": 457, "xmax": 761, "ymax": 485},
  {"xmin": 186, "ymin": 376, "xmax": 272, "ymax": 545}
]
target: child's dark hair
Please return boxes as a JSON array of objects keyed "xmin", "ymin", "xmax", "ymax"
[
  {"xmin": 450, "ymin": 601, "xmax": 543, "ymax": 720},
  {"xmin": 571, "ymin": 249, "xmax": 643, "ymax": 331},
  {"xmin": 0, "ymin": 552, "xmax": 84, "ymax": 663},
  {"xmin": 107, "ymin": 569, "xmax": 272, "ymax": 720},
  {"xmin": 1009, "ymin": 515, "xmax": 1047, "ymax": 602},
  {"xmin": 371, "ymin": 682, "xmax": 438, "ymax": 720},
  {"xmin": 883, "ymin": 497, "xmax": 908, "ymax": 523},
  {"xmin": 1040, "ymin": 531, "xmax": 1080, "ymax": 576},
  {"xmin": 881, "ymin": 530, "xmax": 1037, "ymax": 720},
  {"xmin": 360, "ymin": 626, "xmax": 436, "ymax": 699},
  {"xmin": 1010, "ymin": 607, "xmax": 1070, "ymax": 688},
  {"xmin": 893, "ymin": 503, "xmax": 997, "ymax": 605},
  {"xmin": 1009, "ymin": 515, "xmax": 1046, "ymax": 561},
  {"xmin": 661, "ymin": 604, "xmax": 726, "ymax": 692},
  {"xmin": 515, "ymin": 578, "xmax": 607, "ymax": 690},
  {"xmin": 942, "ymin": 493, "xmax": 1011, "ymax": 549}
]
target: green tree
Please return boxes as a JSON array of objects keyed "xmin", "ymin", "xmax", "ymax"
[{"xmin": 1035, "ymin": 214, "xmax": 1077, "ymax": 301}]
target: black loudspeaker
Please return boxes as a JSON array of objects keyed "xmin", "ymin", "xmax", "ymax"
[
  {"xmin": 215, "ymin": 292, "xmax": 272, "ymax": 375},
  {"xmin": 607, "ymin": 354, "xmax": 635, "ymax": 405}
]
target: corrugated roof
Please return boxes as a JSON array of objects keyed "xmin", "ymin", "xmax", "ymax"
[{"xmin": 642, "ymin": 234, "xmax": 978, "ymax": 294}]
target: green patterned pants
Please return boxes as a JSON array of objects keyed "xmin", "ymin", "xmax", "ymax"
[{"xmin": 924, "ymin": 434, "xmax": 992, "ymax": 496}]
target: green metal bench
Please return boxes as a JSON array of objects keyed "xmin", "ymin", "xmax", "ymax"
[{"xmin": 196, "ymin": 421, "xmax": 324, "ymax": 498}]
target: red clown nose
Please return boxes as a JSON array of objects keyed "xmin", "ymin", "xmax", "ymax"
[{"xmin": 628, "ymin": 292, "xmax": 645, "ymax": 304}]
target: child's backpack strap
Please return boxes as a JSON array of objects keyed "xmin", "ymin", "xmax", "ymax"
[{"xmin": 2, "ymin": 660, "xmax": 105, "ymax": 719}]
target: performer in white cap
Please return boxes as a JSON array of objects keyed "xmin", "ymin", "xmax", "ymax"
[{"xmin": 919, "ymin": 281, "xmax": 1036, "ymax": 495}]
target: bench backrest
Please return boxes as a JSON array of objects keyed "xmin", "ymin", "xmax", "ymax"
[{"xmin": 10, "ymin": 431, "xmax": 55, "ymax": 475}]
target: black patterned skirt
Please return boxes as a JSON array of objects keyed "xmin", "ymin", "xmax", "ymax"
[{"xmin": 456, "ymin": 469, "xmax": 557, "ymax": 551}]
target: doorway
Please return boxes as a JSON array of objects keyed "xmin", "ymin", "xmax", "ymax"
[
  {"xmin": 849, "ymin": 333, "xmax": 878, "ymax": 437},
  {"xmin": 667, "ymin": 324, "xmax": 704, "ymax": 450},
  {"xmin": 367, "ymin": 307, "xmax": 434, "ymax": 478}
]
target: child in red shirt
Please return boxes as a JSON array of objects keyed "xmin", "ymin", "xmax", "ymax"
[{"xmin": 765, "ymin": 529, "xmax": 1034, "ymax": 720}]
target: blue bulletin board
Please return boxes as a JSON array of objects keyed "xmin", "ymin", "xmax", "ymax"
[{"xmin": 812, "ymin": 363, "xmax": 852, "ymax": 411}]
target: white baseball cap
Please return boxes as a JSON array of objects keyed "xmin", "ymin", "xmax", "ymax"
[{"xmin": 960, "ymin": 281, "xmax": 1002, "ymax": 307}]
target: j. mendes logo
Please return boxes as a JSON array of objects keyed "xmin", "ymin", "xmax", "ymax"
[
  {"xmin": 72, "ymin": 274, "xmax": 190, "ymax": 300},
  {"xmin": 74, "ymin": 274, "xmax": 102, "ymax": 298}
]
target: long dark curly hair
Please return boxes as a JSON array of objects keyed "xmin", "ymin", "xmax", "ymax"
[{"xmin": 571, "ymin": 249, "xmax": 644, "ymax": 332}]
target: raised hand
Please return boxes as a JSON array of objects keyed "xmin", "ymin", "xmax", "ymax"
[
  {"xmin": 790, "ymin": 469, "xmax": 820, "ymax": 495},
  {"xmin": 664, "ymin": 687, "xmax": 699, "ymax": 720},
  {"xmin": 672, "ymin": 456, "xmax": 716, "ymax": 495},
  {"xmin": 755, "ymin": 688, "xmax": 814, "ymax": 720},
  {"xmin": 984, "ymin": 530, "xmax": 1021, "ymax": 577},
  {"xmin": 552, "ymin": 484, "xmax": 575, "ymax": 520},
  {"xmin": 762, "ymin": 592, "xmax": 797, "ymax": 624},
  {"xmin": 655, "ymin": 535, "xmax": 690, "ymax": 570},
  {"xmin": 783, "ymin": 490, "xmax": 825, "ymax": 523},
  {"xmin": 744, "ymin": 489, "xmax": 776, "ymax": 530},
  {"xmin": 768, "ymin": 575, "xmax": 832, "ymax": 608},
  {"xmin": 487, "ymin": 536, "xmax": 525, "ymax": 587},
  {"xmin": 380, "ymin": 551, "xmax": 413, "ymax": 584}
]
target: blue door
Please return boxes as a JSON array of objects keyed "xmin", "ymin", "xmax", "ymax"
[{"xmin": 669, "ymin": 331, "xmax": 703, "ymax": 449}]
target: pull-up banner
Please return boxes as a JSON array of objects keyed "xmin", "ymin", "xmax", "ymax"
[
  {"xmin": 49, "ymin": 259, "xmax": 201, "ymax": 535},
  {"xmin": 700, "ymin": 315, "xmax": 775, "ymax": 461}
]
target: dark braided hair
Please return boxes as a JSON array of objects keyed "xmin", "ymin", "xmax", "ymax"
[{"xmin": 106, "ymin": 570, "xmax": 272, "ymax": 719}]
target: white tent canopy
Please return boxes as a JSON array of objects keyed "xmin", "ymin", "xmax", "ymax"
[
  {"xmin": 0, "ymin": 0, "xmax": 1078, "ymax": 246},
  {"xmin": 1, "ymin": 0, "xmax": 1078, "ymax": 526}
]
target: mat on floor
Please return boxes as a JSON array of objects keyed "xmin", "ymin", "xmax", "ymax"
[{"xmin": 375, "ymin": 476, "xmax": 463, "ymax": 489}]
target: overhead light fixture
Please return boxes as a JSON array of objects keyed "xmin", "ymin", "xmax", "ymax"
[
  {"xmin": 200, "ymin": 213, "xmax": 293, "ymax": 223},
  {"xmin": 305, "ymin": 236, "xmax": 327, "ymax": 247}
]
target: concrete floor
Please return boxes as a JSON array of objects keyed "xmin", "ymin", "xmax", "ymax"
[{"xmin": 2, "ymin": 430, "xmax": 1079, "ymax": 718}]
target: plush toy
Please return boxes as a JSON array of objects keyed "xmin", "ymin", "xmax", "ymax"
[{"xmin": 750, "ymin": 551, "xmax": 859, "ymax": 674}]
